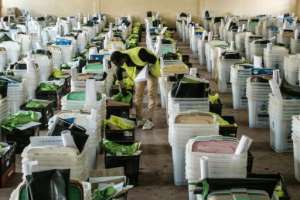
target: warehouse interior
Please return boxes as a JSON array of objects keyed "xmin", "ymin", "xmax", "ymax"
[{"xmin": 0, "ymin": 0, "xmax": 300, "ymax": 200}]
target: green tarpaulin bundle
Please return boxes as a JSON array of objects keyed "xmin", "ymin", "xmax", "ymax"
[
  {"xmin": 92, "ymin": 186, "xmax": 117, "ymax": 200},
  {"xmin": 112, "ymin": 92, "xmax": 132, "ymax": 104},
  {"xmin": 0, "ymin": 142, "xmax": 10, "ymax": 156},
  {"xmin": 38, "ymin": 82, "xmax": 59, "ymax": 92},
  {"xmin": 25, "ymin": 100, "xmax": 46, "ymax": 109},
  {"xmin": 67, "ymin": 91, "xmax": 102, "ymax": 101},
  {"xmin": 52, "ymin": 69, "xmax": 69, "ymax": 79},
  {"xmin": 102, "ymin": 139, "xmax": 140, "ymax": 156},
  {"xmin": 1, "ymin": 111, "xmax": 40, "ymax": 132},
  {"xmin": 209, "ymin": 93, "xmax": 220, "ymax": 104},
  {"xmin": 210, "ymin": 113, "xmax": 235, "ymax": 126},
  {"xmin": 105, "ymin": 115, "xmax": 135, "ymax": 130}
]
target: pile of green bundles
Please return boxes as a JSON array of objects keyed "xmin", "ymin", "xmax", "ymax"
[
  {"xmin": 102, "ymin": 139, "xmax": 140, "ymax": 156},
  {"xmin": 1, "ymin": 111, "xmax": 40, "ymax": 131}
]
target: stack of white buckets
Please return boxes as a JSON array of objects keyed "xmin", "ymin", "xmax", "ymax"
[
  {"xmin": 167, "ymin": 88, "xmax": 211, "ymax": 186},
  {"xmin": 284, "ymin": 54, "xmax": 300, "ymax": 86},
  {"xmin": 169, "ymin": 112, "xmax": 218, "ymax": 186},
  {"xmin": 246, "ymin": 71, "xmax": 272, "ymax": 128},
  {"xmin": 290, "ymin": 29, "xmax": 300, "ymax": 54},
  {"xmin": 230, "ymin": 63, "xmax": 254, "ymax": 109},
  {"xmin": 263, "ymin": 44, "xmax": 289, "ymax": 71},
  {"xmin": 197, "ymin": 31, "xmax": 207, "ymax": 66},
  {"xmin": 269, "ymin": 94, "xmax": 300, "ymax": 153},
  {"xmin": 217, "ymin": 49, "xmax": 243, "ymax": 93},
  {"xmin": 250, "ymin": 39, "xmax": 269, "ymax": 63},
  {"xmin": 292, "ymin": 115, "xmax": 300, "ymax": 182}
]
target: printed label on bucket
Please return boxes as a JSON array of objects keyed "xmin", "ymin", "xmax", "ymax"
[
  {"xmin": 256, "ymin": 100, "xmax": 269, "ymax": 126},
  {"xmin": 240, "ymin": 88, "xmax": 248, "ymax": 107}
]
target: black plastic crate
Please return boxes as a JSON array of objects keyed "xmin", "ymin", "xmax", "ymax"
[
  {"xmin": 247, "ymin": 152, "xmax": 253, "ymax": 174},
  {"xmin": 219, "ymin": 116, "xmax": 238, "ymax": 138},
  {"xmin": 1, "ymin": 126, "xmax": 40, "ymax": 154},
  {"xmin": 194, "ymin": 173, "xmax": 290, "ymax": 200},
  {"xmin": 209, "ymin": 99, "xmax": 222, "ymax": 115},
  {"xmin": 247, "ymin": 173, "xmax": 290, "ymax": 200},
  {"xmin": 109, "ymin": 85, "xmax": 134, "ymax": 98},
  {"xmin": 104, "ymin": 153, "xmax": 140, "ymax": 186},
  {"xmin": 49, "ymin": 76, "xmax": 71, "ymax": 95},
  {"xmin": 106, "ymin": 104, "xmax": 131, "ymax": 119},
  {"xmin": 20, "ymin": 100, "xmax": 54, "ymax": 129},
  {"xmin": 36, "ymin": 86, "xmax": 63, "ymax": 109},
  {"xmin": 0, "ymin": 142, "xmax": 16, "ymax": 188},
  {"xmin": 109, "ymin": 86, "xmax": 121, "ymax": 97},
  {"xmin": 105, "ymin": 129, "xmax": 135, "ymax": 144},
  {"xmin": 182, "ymin": 55, "xmax": 190, "ymax": 64},
  {"xmin": 0, "ymin": 80, "xmax": 8, "ymax": 98}
]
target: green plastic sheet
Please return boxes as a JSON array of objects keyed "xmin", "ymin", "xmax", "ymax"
[
  {"xmin": 1, "ymin": 111, "xmax": 40, "ymax": 132},
  {"xmin": 102, "ymin": 139, "xmax": 140, "ymax": 156}
]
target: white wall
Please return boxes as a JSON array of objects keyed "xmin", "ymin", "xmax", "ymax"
[
  {"xmin": 2, "ymin": 0, "xmax": 100, "ymax": 16},
  {"xmin": 2, "ymin": 0, "xmax": 297, "ymax": 26},
  {"xmin": 201, "ymin": 0, "xmax": 296, "ymax": 17},
  {"xmin": 100, "ymin": 0, "xmax": 199, "ymax": 25}
]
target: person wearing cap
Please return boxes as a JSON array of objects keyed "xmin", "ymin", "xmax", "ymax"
[{"xmin": 110, "ymin": 47, "xmax": 160, "ymax": 130}]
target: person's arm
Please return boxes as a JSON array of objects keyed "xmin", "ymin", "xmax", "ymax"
[
  {"xmin": 138, "ymin": 48, "xmax": 157, "ymax": 64},
  {"xmin": 116, "ymin": 65, "xmax": 124, "ymax": 82},
  {"xmin": 116, "ymin": 66, "xmax": 126, "ymax": 94}
]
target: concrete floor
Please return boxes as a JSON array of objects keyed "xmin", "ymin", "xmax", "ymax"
[{"xmin": 1, "ymin": 35, "xmax": 300, "ymax": 199}]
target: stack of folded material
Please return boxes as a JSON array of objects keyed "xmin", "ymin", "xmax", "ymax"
[
  {"xmin": 61, "ymin": 91, "xmax": 106, "ymax": 119},
  {"xmin": 160, "ymin": 59, "xmax": 189, "ymax": 76}
]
